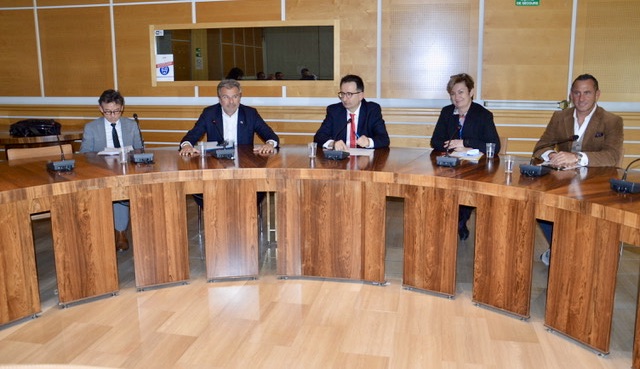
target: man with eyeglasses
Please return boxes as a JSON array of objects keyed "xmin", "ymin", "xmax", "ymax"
[
  {"xmin": 80, "ymin": 89, "xmax": 143, "ymax": 252},
  {"xmin": 314, "ymin": 74, "xmax": 390, "ymax": 151},
  {"xmin": 179, "ymin": 79, "xmax": 279, "ymax": 156}
]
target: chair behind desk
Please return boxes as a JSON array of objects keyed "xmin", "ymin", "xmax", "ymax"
[{"xmin": 7, "ymin": 144, "xmax": 73, "ymax": 161}]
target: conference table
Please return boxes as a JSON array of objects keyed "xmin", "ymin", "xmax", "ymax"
[{"xmin": 1, "ymin": 146, "xmax": 639, "ymax": 367}]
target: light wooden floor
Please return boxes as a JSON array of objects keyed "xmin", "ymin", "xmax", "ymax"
[{"xmin": 0, "ymin": 197, "xmax": 638, "ymax": 369}]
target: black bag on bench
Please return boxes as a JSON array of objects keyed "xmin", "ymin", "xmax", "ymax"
[{"xmin": 9, "ymin": 119, "xmax": 62, "ymax": 137}]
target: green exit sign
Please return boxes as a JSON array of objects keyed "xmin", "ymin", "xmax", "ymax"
[{"xmin": 516, "ymin": 0, "xmax": 540, "ymax": 5}]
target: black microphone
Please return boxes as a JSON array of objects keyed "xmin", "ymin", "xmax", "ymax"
[
  {"xmin": 519, "ymin": 135, "xmax": 579, "ymax": 177},
  {"xmin": 209, "ymin": 119, "xmax": 234, "ymax": 159},
  {"xmin": 325, "ymin": 118, "xmax": 351, "ymax": 160},
  {"xmin": 610, "ymin": 158, "xmax": 640, "ymax": 193},
  {"xmin": 436, "ymin": 124, "xmax": 462, "ymax": 167},
  {"xmin": 132, "ymin": 113, "xmax": 154, "ymax": 164},
  {"xmin": 47, "ymin": 134, "xmax": 75, "ymax": 172}
]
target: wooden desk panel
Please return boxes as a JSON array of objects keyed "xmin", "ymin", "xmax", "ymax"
[
  {"xmin": 298, "ymin": 179, "xmax": 387, "ymax": 283},
  {"xmin": 402, "ymin": 185, "xmax": 459, "ymax": 296},
  {"xmin": 204, "ymin": 179, "xmax": 260, "ymax": 280},
  {"xmin": 0, "ymin": 200, "xmax": 40, "ymax": 324},
  {"xmin": 545, "ymin": 209, "xmax": 621, "ymax": 354},
  {"xmin": 130, "ymin": 182, "xmax": 189, "ymax": 289},
  {"xmin": 50, "ymin": 188, "xmax": 119, "ymax": 305},
  {"xmin": 472, "ymin": 194, "xmax": 536, "ymax": 318}
]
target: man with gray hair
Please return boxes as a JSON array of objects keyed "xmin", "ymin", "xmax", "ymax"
[{"xmin": 179, "ymin": 79, "xmax": 279, "ymax": 156}]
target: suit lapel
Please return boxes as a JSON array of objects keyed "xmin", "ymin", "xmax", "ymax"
[
  {"xmin": 215, "ymin": 106, "xmax": 225, "ymax": 139},
  {"xmin": 356, "ymin": 100, "xmax": 366, "ymax": 132},
  {"xmin": 237, "ymin": 106, "xmax": 245, "ymax": 142},
  {"xmin": 581, "ymin": 107, "xmax": 602, "ymax": 148}
]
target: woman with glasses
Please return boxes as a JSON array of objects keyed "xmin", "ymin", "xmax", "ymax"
[
  {"xmin": 314, "ymin": 74, "xmax": 390, "ymax": 151},
  {"xmin": 80, "ymin": 89, "xmax": 143, "ymax": 252},
  {"xmin": 430, "ymin": 73, "xmax": 501, "ymax": 240}
]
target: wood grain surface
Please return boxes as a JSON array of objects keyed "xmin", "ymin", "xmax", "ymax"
[{"xmin": 1, "ymin": 146, "xmax": 640, "ymax": 365}]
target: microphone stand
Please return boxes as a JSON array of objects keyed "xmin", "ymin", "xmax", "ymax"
[
  {"xmin": 325, "ymin": 118, "xmax": 351, "ymax": 160},
  {"xmin": 47, "ymin": 134, "xmax": 75, "ymax": 172},
  {"xmin": 436, "ymin": 124, "xmax": 461, "ymax": 167},
  {"xmin": 132, "ymin": 113, "xmax": 154, "ymax": 164},
  {"xmin": 519, "ymin": 135, "xmax": 579, "ymax": 177},
  {"xmin": 209, "ymin": 119, "xmax": 234, "ymax": 159},
  {"xmin": 610, "ymin": 158, "xmax": 640, "ymax": 193}
]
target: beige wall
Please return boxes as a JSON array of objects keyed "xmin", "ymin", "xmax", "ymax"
[{"xmin": 0, "ymin": 0, "xmax": 638, "ymax": 164}]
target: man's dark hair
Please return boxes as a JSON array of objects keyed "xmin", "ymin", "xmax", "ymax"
[
  {"xmin": 572, "ymin": 74, "xmax": 599, "ymax": 91},
  {"xmin": 99, "ymin": 89, "xmax": 124, "ymax": 106},
  {"xmin": 340, "ymin": 74, "xmax": 365, "ymax": 92}
]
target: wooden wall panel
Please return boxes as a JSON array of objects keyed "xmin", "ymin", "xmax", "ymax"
[
  {"xmin": 0, "ymin": 10, "xmax": 41, "ymax": 96},
  {"xmin": 196, "ymin": 0, "xmax": 281, "ymax": 23},
  {"xmin": 39, "ymin": 7, "xmax": 113, "ymax": 96},
  {"xmin": 573, "ymin": 0, "xmax": 640, "ymax": 102},
  {"xmin": 381, "ymin": 0, "xmax": 479, "ymax": 99},
  {"xmin": 288, "ymin": 0, "xmax": 378, "ymax": 95},
  {"xmin": 45, "ymin": 0, "xmax": 106, "ymax": 4},
  {"xmin": 482, "ymin": 0, "xmax": 573, "ymax": 101},
  {"xmin": 114, "ymin": 3, "xmax": 194, "ymax": 97},
  {"xmin": 1, "ymin": 0, "xmax": 35, "ymax": 6}
]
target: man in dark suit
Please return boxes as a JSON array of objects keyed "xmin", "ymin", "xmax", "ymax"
[
  {"xmin": 536, "ymin": 74, "xmax": 624, "ymax": 266},
  {"xmin": 80, "ymin": 89, "xmax": 143, "ymax": 252},
  {"xmin": 314, "ymin": 74, "xmax": 390, "ymax": 150},
  {"xmin": 179, "ymin": 79, "xmax": 279, "ymax": 156}
]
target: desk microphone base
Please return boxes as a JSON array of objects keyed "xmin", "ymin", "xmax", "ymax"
[
  {"xmin": 324, "ymin": 150, "xmax": 350, "ymax": 160},
  {"xmin": 519, "ymin": 164, "xmax": 551, "ymax": 177},
  {"xmin": 436, "ymin": 156, "xmax": 460, "ymax": 167},
  {"xmin": 47, "ymin": 159, "xmax": 75, "ymax": 172},
  {"xmin": 610, "ymin": 178, "xmax": 640, "ymax": 194},
  {"xmin": 133, "ymin": 153, "xmax": 154, "ymax": 164},
  {"xmin": 207, "ymin": 148, "xmax": 235, "ymax": 159}
]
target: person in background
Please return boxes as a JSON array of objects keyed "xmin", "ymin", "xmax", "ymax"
[
  {"xmin": 178, "ymin": 79, "xmax": 279, "ymax": 156},
  {"xmin": 275, "ymin": 72, "xmax": 284, "ymax": 80},
  {"xmin": 80, "ymin": 89, "xmax": 143, "ymax": 252},
  {"xmin": 300, "ymin": 68, "xmax": 317, "ymax": 80},
  {"xmin": 225, "ymin": 67, "xmax": 244, "ymax": 80},
  {"xmin": 256, "ymin": 71, "xmax": 266, "ymax": 80},
  {"xmin": 430, "ymin": 73, "xmax": 501, "ymax": 241},
  {"xmin": 314, "ymin": 74, "xmax": 390, "ymax": 151},
  {"xmin": 535, "ymin": 74, "xmax": 623, "ymax": 266}
]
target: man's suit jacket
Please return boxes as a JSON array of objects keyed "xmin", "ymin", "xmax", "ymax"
[
  {"xmin": 533, "ymin": 106, "xmax": 623, "ymax": 167},
  {"xmin": 79, "ymin": 117, "xmax": 143, "ymax": 153},
  {"xmin": 314, "ymin": 99, "xmax": 390, "ymax": 148},
  {"xmin": 430, "ymin": 102, "xmax": 501, "ymax": 153},
  {"xmin": 180, "ymin": 104, "xmax": 279, "ymax": 146}
]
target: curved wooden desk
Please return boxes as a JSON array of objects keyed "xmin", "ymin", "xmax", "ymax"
[{"xmin": 1, "ymin": 146, "xmax": 639, "ymax": 367}]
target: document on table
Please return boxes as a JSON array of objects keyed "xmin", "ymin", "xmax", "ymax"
[
  {"xmin": 98, "ymin": 146, "xmax": 133, "ymax": 155},
  {"xmin": 451, "ymin": 149, "xmax": 484, "ymax": 161},
  {"xmin": 347, "ymin": 148, "xmax": 375, "ymax": 157}
]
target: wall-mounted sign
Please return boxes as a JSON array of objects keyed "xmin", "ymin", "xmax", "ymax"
[
  {"xmin": 156, "ymin": 54, "xmax": 174, "ymax": 82},
  {"xmin": 516, "ymin": 0, "xmax": 539, "ymax": 5}
]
